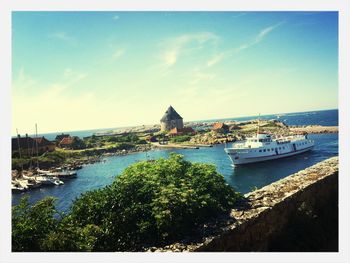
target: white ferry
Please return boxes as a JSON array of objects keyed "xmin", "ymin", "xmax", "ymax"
[{"xmin": 225, "ymin": 129, "xmax": 314, "ymax": 166}]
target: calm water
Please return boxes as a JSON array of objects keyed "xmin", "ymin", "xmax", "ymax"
[
  {"xmin": 12, "ymin": 133, "xmax": 338, "ymax": 213},
  {"xmin": 199, "ymin": 108, "xmax": 338, "ymax": 127}
]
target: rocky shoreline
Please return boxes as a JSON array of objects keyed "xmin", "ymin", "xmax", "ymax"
[{"xmin": 289, "ymin": 125, "xmax": 338, "ymax": 134}]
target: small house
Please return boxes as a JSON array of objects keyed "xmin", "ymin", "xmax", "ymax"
[
  {"xmin": 212, "ymin": 122, "xmax": 229, "ymax": 133},
  {"xmin": 168, "ymin": 127, "xmax": 196, "ymax": 136}
]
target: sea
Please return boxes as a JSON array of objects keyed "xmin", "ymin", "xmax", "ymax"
[{"xmin": 12, "ymin": 109, "xmax": 339, "ymax": 213}]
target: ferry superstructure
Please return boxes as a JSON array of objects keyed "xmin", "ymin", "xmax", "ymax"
[{"xmin": 224, "ymin": 129, "xmax": 314, "ymax": 166}]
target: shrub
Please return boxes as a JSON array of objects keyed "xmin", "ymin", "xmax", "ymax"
[
  {"xmin": 12, "ymin": 197, "xmax": 58, "ymax": 251},
  {"xmin": 170, "ymin": 135, "xmax": 191, "ymax": 143},
  {"xmin": 70, "ymin": 153, "xmax": 240, "ymax": 250},
  {"xmin": 12, "ymin": 154, "xmax": 241, "ymax": 251}
]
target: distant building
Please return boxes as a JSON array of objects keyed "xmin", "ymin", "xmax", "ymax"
[
  {"xmin": 212, "ymin": 122, "xmax": 229, "ymax": 133},
  {"xmin": 55, "ymin": 133, "xmax": 70, "ymax": 143},
  {"xmin": 12, "ymin": 134, "xmax": 55, "ymax": 156},
  {"xmin": 33, "ymin": 137, "xmax": 56, "ymax": 152},
  {"xmin": 58, "ymin": 136, "xmax": 74, "ymax": 149},
  {"xmin": 168, "ymin": 127, "xmax": 196, "ymax": 136},
  {"xmin": 58, "ymin": 136, "xmax": 85, "ymax": 150},
  {"xmin": 160, "ymin": 105, "xmax": 184, "ymax": 131}
]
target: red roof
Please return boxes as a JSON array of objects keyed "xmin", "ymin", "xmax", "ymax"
[
  {"xmin": 59, "ymin": 136, "xmax": 74, "ymax": 145},
  {"xmin": 213, "ymin": 122, "xmax": 228, "ymax": 130},
  {"xmin": 33, "ymin": 137, "xmax": 54, "ymax": 146}
]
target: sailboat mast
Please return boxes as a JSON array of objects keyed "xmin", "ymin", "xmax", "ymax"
[
  {"xmin": 16, "ymin": 128, "xmax": 23, "ymax": 171},
  {"xmin": 35, "ymin": 123, "xmax": 39, "ymax": 168}
]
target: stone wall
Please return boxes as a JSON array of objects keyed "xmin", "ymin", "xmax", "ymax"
[
  {"xmin": 150, "ymin": 156, "xmax": 339, "ymax": 252},
  {"xmin": 160, "ymin": 119, "xmax": 184, "ymax": 131}
]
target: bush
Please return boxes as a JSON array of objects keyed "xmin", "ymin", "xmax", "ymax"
[
  {"xmin": 12, "ymin": 197, "xmax": 58, "ymax": 251},
  {"xmin": 71, "ymin": 136, "xmax": 86, "ymax": 150},
  {"xmin": 12, "ymin": 158, "xmax": 31, "ymax": 170},
  {"xmin": 12, "ymin": 154, "xmax": 241, "ymax": 251},
  {"xmin": 69, "ymin": 153, "xmax": 240, "ymax": 250},
  {"xmin": 170, "ymin": 135, "xmax": 191, "ymax": 143}
]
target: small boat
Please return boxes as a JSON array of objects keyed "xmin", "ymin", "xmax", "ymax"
[
  {"xmin": 14, "ymin": 179, "xmax": 29, "ymax": 190},
  {"xmin": 11, "ymin": 181, "xmax": 26, "ymax": 193},
  {"xmin": 35, "ymin": 176, "xmax": 64, "ymax": 186},
  {"xmin": 52, "ymin": 178, "xmax": 64, "ymax": 185},
  {"xmin": 37, "ymin": 168, "xmax": 77, "ymax": 180},
  {"xmin": 12, "ymin": 184, "xmax": 25, "ymax": 193},
  {"xmin": 22, "ymin": 175, "xmax": 42, "ymax": 188}
]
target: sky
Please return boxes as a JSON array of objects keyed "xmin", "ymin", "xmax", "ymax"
[{"xmin": 12, "ymin": 11, "xmax": 338, "ymax": 134}]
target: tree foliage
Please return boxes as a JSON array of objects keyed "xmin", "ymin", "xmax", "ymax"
[
  {"xmin": 170, "ymin": 135, "xmax": 191, "ymax": 143},
  {"xmin": 12, "ymin": 154, "xmax": 241, "ymax": 251},
  {"xmin": 12, "ymin": 196, "xmax": 58, "ymax": 251}
]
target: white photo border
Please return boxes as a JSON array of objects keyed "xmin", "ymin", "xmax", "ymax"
[{"xmin": 1, "ymin": 1, "xmax": 349, "ymax": 262}]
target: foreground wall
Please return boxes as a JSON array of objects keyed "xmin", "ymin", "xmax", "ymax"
[
  {"xmin": 194, "ymin": 156, "xmax": 339, "ymax": 252},
  {"xmin": 151, "ymin": 156, "xmax": 339, "ymax": 252}
]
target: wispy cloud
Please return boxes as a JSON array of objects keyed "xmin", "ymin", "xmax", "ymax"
[
  {"xmin": 12, "ymin": 68, "xmax": 37, "ymax": 93},
  {"xmin": 48, "ymin": 31, "xmax": 76, "ymax": 45},
  {"xmin": 163, "ymin": 50, "xmax": 177, "ymax": 66},
  {"xmin": 160, "ymin": 32, "xmax": 219, "ymax": 67},
  {"xmin": 206, "ymin": 52, "xmax": 226, "ymax": 67},
  {"xmin": 62, "ymin": 68, "xmax": 88, "ymax": 84},
  {"xmin": 189, "ymin": 70, "xmax": 216, "ymax": 86},
  {"xmin": 112, "ymin": 48, "xmax": 125, "ymax": 60},
  {"xmin": 235, "ymin": 22, "xmax": 285, "ymax": 53}
]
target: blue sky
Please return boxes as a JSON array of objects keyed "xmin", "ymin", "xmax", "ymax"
[{"xmin": 12, "ymin": 11, "xmax": 338, "ymax": 134}]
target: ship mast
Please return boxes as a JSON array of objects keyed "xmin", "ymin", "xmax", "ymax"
[
  {"xmin": 257, "ymin": 113, "xmax": 260, "ymax": 134},
  {"xmin": 35, "ymin": 123, "xmax": 39, "ymax": 169},
  {"xmin": 16, "ymin": 128, "xmax": 24, "ymax": 171}
]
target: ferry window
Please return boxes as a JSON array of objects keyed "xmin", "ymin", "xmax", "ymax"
[
  {"xmin": 263, "ymin": 149, "xmax": 266, "ymax": 152},
  {"xmin": 279, "ymin": 147, "xmax": 281, "ymax": 150},
  {"xmin": 259, "ymin": 150, "xmax": 262, "ymax": 152}
]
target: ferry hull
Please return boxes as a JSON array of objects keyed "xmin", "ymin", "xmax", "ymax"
[{"xmin": 226, "ymin": 146, "xmax": 313, "ymax": 165}]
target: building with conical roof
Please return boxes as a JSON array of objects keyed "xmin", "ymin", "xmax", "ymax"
[{"xmin": 160, "ymin": 105, "xmax": 184, "ymax": 131}]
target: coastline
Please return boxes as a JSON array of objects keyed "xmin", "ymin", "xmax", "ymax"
[{"xmin": 11, "ymin": 118, "xmax": 338, "ymax": 194}]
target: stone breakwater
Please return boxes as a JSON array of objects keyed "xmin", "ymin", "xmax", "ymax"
[
  {"xmin": 147, "ymin": 156, "xmax": 339, "ymax": 252},
  {"xmin": 289, "ymin": 125, "xmax": 338, "ymax": 134}
]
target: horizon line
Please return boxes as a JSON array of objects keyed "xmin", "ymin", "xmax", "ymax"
[{"xmin": 12, "ymin": 107, "xmax": 338, "ymax": 137}]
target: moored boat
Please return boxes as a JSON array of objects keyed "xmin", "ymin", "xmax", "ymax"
[
  {"xmin": 11, "ymin": 181, "xmax": 26, "ymax": 193},
  {"xmin": 37, "ymin": 168, "xmax": 77, "ymax": 179},
  {"xmin": 35, "ymin": 176, "xmax": 64, "ymax": 186},
  {"xmin": 224, "ymin": 117, "xmax": 314, "ymax": 165}
]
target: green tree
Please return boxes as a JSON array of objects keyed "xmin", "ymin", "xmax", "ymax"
[
  {"xmin": 12, "ymin": 196, "xmax": 58, "ymax": 251},
  {"xmin": 71, "ymin": 136, "xmax": 86, "ymax": 150},
  {"xmin": 70, "ymin": 153, "xmax": 241, "ymax": 250},
  {"xmin": 12, "ymin": 154, "xmax": 241, "ymax": 251},
  {"xmin": 170, "ymin": 135, "xmax": 191, "ymax": 143}
]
